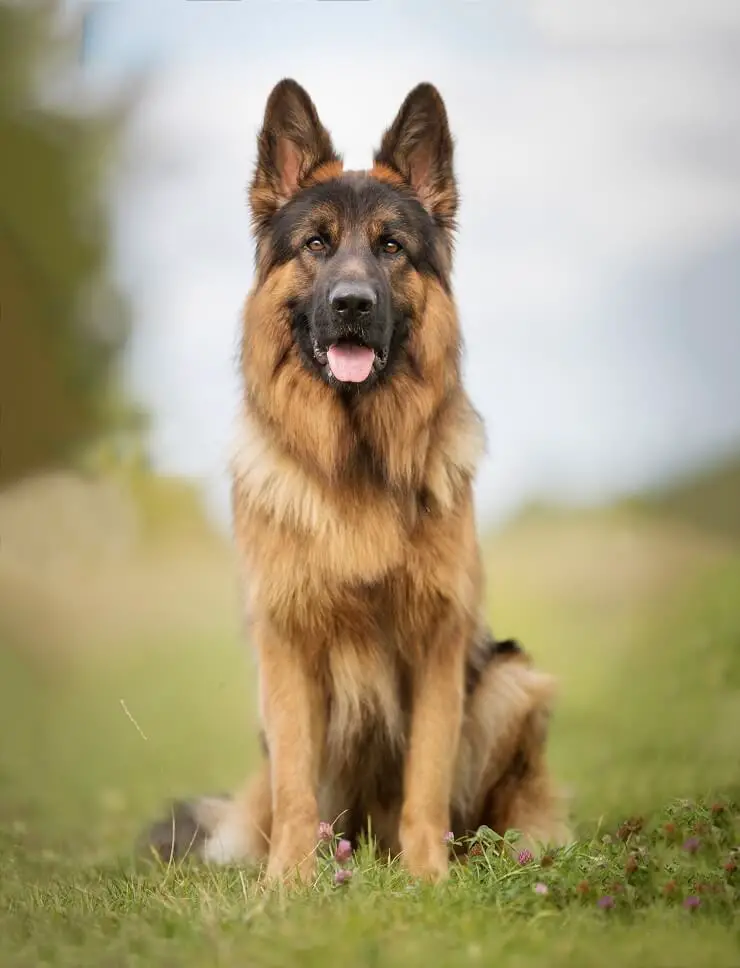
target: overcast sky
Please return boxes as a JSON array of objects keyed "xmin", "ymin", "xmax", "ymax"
[{"xmin": 73, "ymin": 0, "xmax": 740, "ymax": 528}]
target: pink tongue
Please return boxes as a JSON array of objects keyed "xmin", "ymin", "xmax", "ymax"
[{"xmin": 327, "ymin": 344, "xmax": 375, "ymax": 383}]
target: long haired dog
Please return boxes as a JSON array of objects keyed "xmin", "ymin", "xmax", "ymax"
[{"xmin": 144, "ymin": 79, "xmax": 571, "ymax": 883}]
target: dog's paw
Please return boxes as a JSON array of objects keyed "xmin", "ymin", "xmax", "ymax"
[
  {"xmin": 399, "ymin": 819, "xmax": 450, "ymax": 882},
  {"xmin": 265, "ymin": 817, "xmax": 319, "ymax": 886}
]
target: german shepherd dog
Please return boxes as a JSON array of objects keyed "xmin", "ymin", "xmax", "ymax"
[{"xmin": 144, "ymin": 79, "xmax": 571, "ymax": 883}]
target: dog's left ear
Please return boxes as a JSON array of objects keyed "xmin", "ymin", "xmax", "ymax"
[
  {"xmin": 374, "ymin": 83, "xmax": 457, "ymax": 233},
  {"xmin": 250, "ymin": 79, "xmax": 340, "ymax": 233}
]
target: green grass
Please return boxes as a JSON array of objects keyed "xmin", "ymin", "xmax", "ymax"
[
  {"xmin": 1, "ymin": 467, "xmax": 739, "ymax": 966},
  {"xmin": 1, "ymin": 802, "xmax": 738, "ymax": 967}
]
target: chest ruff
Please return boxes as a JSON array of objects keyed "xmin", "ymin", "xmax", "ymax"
[{"xmin": 232, "ymin": 403, "xmax": 486, "ymax": 759}]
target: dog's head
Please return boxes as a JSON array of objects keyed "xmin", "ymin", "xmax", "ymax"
[{"xmin": 248, "ymin": 79, "xmax": 458, "ymax": 394}]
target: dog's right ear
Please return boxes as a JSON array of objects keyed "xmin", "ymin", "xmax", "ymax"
[
  {"xmin": 374, "ymin": 83, "xmax": 457, "ymax": 236},
  {"xmin": 250, "ymin": 79, "xmax": 341, "ymax": 233}
]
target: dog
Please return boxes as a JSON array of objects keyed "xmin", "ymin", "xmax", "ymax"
[{"xmin": 143, "ymin": 79, "xmax": 571, "ymax": 883}]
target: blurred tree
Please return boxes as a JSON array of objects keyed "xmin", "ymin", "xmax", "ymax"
[{"xmin": 0, "ymin": 0, "xmax": 147, "ymax": 487}]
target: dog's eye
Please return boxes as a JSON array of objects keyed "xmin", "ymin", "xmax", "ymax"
[
  {"xmin": 381, "ymin": 238, "xmax": 402, "ymax": 255},
  {"xmin": 305, "ymin": 236, "xmax": 326, "ymax": 254}
]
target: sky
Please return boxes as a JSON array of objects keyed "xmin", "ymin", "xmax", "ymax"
[{"xmin": 68, "ymin": 0, "xmax": 740, "ymax": 528}]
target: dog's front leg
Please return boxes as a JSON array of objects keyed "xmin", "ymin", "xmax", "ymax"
[
  {"xmin": 399, "ymin": 621, "xmax": 465, "ymax": 881},
  {"xmin": 258, "ymin": 626, "xmax": 323, "ymax": 885}
]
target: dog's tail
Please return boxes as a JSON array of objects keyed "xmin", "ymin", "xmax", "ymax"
[
  {"xmin": 139, "ymin": 763, "xmax": 272, "ymax": 866},
  {"xmin": 138, "ymin": 795, "xmax": 230, "ymax": 864}
]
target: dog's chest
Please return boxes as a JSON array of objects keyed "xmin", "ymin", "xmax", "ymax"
[{"xmin": 233, "ymin": 417, "xmax": 478, "ymax": 635}]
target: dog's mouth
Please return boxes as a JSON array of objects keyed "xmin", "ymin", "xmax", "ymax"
[{"xmin": 312, "ymin": 338, "xmax": 388, "ymax": 384}]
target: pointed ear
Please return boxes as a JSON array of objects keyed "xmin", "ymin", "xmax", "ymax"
[
  {"xmin": 250, "ymin": 79, "xmax": 341, "ymax": 232},
  {"xmin": 374, "ymin": 83, "xmax": 457, "ymax": 233}
]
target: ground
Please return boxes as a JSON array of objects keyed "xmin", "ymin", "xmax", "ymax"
[{"xmin": 0, "ymin": 464, "xmax": 738, "ymax": 967}]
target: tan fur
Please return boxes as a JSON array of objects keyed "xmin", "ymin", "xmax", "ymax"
[
  {"xmin": 143, "ymin": 79, "xmax": 571, "ymax": 883},
  {"xmin": 227, "ymin": 231, "xmax": 568, "ymax": 882},
  {"xmin": 369, "ymin": 161, "xmax": 408, "ymax": 188}
]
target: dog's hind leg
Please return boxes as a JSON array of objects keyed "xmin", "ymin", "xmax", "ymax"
[{"xmin": 458, "ymin": 640, "xmax": 572, "ymax": 855}]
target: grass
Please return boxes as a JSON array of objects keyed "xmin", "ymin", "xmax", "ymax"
[
  {"xmin": 0, "ymin": 466, "xmax": 739, "ymax": 966},
  {"xmin": 1, "ymin": 802, "xmax": 738, "ymax": 967}
]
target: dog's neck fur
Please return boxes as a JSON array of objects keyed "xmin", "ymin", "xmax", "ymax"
[{"xmin": 239, "ymin": 262, "xmax": 484, "ymax": 507}]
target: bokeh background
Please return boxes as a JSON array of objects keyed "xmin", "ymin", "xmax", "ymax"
[{"xmin": 1, "ymin": 0, "xmax": 739, "ymax": 866}]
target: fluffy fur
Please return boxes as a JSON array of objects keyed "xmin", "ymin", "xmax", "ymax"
[{"xmin": 142, "ymin": 79, "xmax": 571, "ymax": 883}]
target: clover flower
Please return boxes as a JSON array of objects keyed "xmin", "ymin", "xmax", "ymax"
[
  {"xmin": 335, "ymin": 838, "xmax": 353, "ymax": 864},
  {"xmin": 318, "ymin": 822, "xmax": 334, "ymax": 842}
]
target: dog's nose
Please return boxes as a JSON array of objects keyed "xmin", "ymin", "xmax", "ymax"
[{"xmin": 330, "ymin": 282, "xmax": 377, "ymax": 322}]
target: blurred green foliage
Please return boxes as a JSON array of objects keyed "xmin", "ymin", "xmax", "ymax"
[
  {"xmin": 620, "ymin": 454, "xmax": 740, "ymax": 544},
  {"xmin": 0, "ymin": 0, "xmax": 145, "ymax": 487}
]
